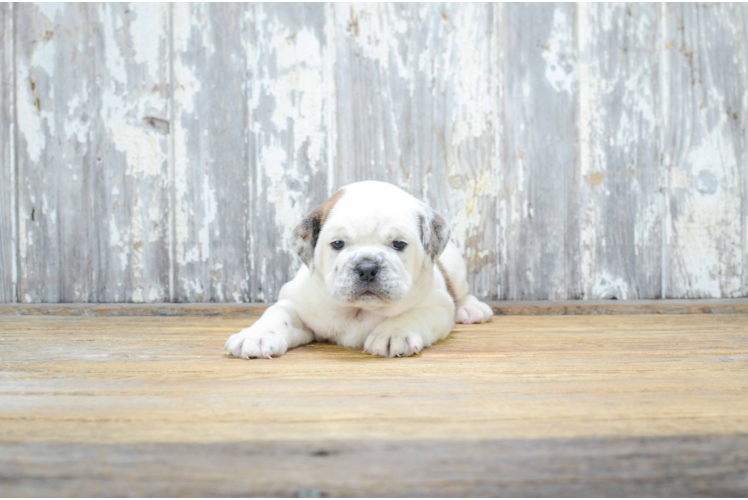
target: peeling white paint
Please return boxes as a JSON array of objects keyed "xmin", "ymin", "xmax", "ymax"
[
  {"xmin": 591, "ymin": 271, "xmax": 630, "ymax": 300},
  {"xmin": 671, "ymin": 126, "xmax": 742, "ymax": 297},
  {"xmin": 447, "ymin": 169, "xmax": 496, "ymax": 253},
  {"xmin": 339, "ymin": 4, "xmax": 409, "ymax": 79},
  {"xmin": 36, "ymin": 3, "xmax": 62, "ymax": 23},
  {"xmin": 542, "ymin": 8, "xmax": 577, "ymax": 95},
  {"xmin": 259, "ymin": 141, "xmax": 306, "ymax": 253},
  {"xmin": 102, "ymin": 6, "xmax": 127, "ymax": 85},
  {"xmin": 17, "ymin": 41, "xmax": 56, "ymax": 164},
  {"xmin": 578, "ymin": 3, "xmax": 663, "ymax": 299},
  {"xmin": 199, "ymin": 172, "xmax": 217, "ymax": 262},
  {"xmin": 7, "ymin": 3, "xmax": 747, "ymax": 304},
  {"xmin": 447, "ymin": 6, "xmax": 491, "ymax": 148},
  {"xmin": 129, "ymin": 4, "xmax": 167, "ymax": 79},
  {"xmin": 265, "ymin": 25, "xmax": 326, "ymax": 169}
]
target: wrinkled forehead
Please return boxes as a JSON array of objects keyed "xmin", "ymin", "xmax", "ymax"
[{"xmin": 323, "ymin": 190, "xmax": 422, "ymax": 240}]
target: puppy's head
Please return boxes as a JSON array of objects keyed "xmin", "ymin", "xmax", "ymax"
[{"xmin": 292, "ymin": 181, "xmax": 449, "ymax": 308}]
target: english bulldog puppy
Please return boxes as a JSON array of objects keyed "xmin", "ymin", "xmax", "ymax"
[{"xmin": 225, "ymin": 181, "xmax": 493, "ymax": 359}]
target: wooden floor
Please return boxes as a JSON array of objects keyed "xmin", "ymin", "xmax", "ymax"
[{"xmin": 1, "ymin": 311, "xmax": 747, "ymax": 496}]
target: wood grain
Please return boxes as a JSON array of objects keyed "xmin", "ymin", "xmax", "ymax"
[
  {"xmin": 16, "ymin": 4, "xmax": 94, "ymax": 302},
  {"xmin": 2, "ymin": 436, "xmax": 746, "ymax": 497},
  {"xmin": 0, "ymin": 3, "xmax": 14, "ymax": 303},
  {"xmin": 172, "ymin": 3, "xmax": 250, "ymax": 302},
  {"xmin": 14, "ymin": 4, "xmax": 171, "ymax": 303},
  {"xmin": 0, "ymin": 313, "xmax": 746, "ymax": 495},
  {"xmin": 91, "ymin": 3, "xmax": 172, "ymax": 302},
  {"xmin": 662, "ymin": 4, "xmax": 746, "ymax": 299},
  {"xmin": 248, "ymin": 3, "xmax": 332, "ymax": 302},
  {"xmin": 333, "ymin": 4, "xmax": 499, "ymax": 300},
  {"xmin": 578, "ymin": 3, "xmax": 662, "ymax": 300},
  {"xmin": 744, "ymin": 4, "xmax": 748, "ymax": 301},
  {"xmin": 1, "ymin": 314, "xmax": 747, "ymax": 443},
  {"xmin": 501, "ymin": 3, "xmax": 581, "ymax": 301}
]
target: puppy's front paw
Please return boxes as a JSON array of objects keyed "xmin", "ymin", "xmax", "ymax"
[
  {"xmin": 455, "ymin": 295, "xmax": 494, "ymax": 324},
  {"xmin": 364, "ymin": 331, "xmax": 424, "ymax": 358},
  {"xmin": 224, "ymin": 327, "xmax": 288, "ymax": 359}
]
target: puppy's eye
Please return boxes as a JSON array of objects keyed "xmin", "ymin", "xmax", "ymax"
[
  {"xmin": 391, "ymin": 240, "xmax": 407, "ymax": 251},
  {"xmin": 331, "ymin": 240, "xmax": 345, "ymax": 250}
]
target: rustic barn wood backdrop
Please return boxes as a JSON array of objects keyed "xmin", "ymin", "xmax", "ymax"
[{"xmin": 0, "ymin": 3, "xmax": 746, "ymax": 303}]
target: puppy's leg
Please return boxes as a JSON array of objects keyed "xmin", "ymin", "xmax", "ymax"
[
  {"xmin": 455, "ymin": 294, "xmax": 494, "ymax": 324},
  {"xmin": 225, "ymin": 300, "xmax": 313, "ymax": 359},
  {"xmin": 364, "ymin": 292, "xmax": 454, "ymax": 358},
  {"xmin": 439, "ymin": 241, "xmax": 494, "ymax": 324}
]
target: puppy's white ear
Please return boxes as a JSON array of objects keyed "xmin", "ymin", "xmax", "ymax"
[
  {"xmin": 419, "ymin": 205, "xmax": 450, "ymax": 261},
  {"xmin": 292, "ymin": 190, "xmax": 345, "ymax": 269}
]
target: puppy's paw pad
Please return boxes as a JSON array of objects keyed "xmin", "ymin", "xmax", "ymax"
[
  {"xmin": 455, "ymin": 302, "xmax": 493, "ymax": 324},
  {"xmin": 224, "ymin": 329, "xmax": 288, "ymax": 359},
  {"xmin": 364, "ymin": 332, "xmax": 424, "ymax": 358}
]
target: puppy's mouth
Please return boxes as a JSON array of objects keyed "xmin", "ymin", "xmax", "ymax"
[{"xmin": 356, "ymin": 291, "xmax": 382, "ymax": 299}]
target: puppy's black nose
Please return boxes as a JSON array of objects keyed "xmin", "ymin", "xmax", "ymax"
[{"xmin": 356, "ymin": 261, "xmax": 379, "ymax": 282}]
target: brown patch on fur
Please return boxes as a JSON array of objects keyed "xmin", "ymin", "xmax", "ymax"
[
  {"xmin": 436, "ymin": 260, "xmax": 457, "ymax": 304},
  {"xmin": 418, "ymin": 210, "xmax": 449, "ymax": 261},
  {"xmin": 319, "ymin": 189, "xmax": 345, "ymax": 220},
  {"xmin": 293, "ymin": 189, "xmax": 345, "ymax": 265}
]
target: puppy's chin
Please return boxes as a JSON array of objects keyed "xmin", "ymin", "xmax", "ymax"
[
  {"xmin": 349, "ymin": 290, "xmax": 389, "ymax": 307},
  {"xmin": 328, "ymin": 285, "xmax": 407, "ymax": 309}
]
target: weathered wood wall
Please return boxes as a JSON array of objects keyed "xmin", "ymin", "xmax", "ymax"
[{"xmin": 0, "ymin": 3, "xmax": 746, "ymax": 303}]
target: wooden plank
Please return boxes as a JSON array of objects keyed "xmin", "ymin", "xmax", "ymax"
[
  {"xmin": 743, "ymin": 3, "xmax": 748, "ymax": 305},
  {"xmin": 419, "ymin": 2, "xmax": 498, "ymax": 301},
  {"xmin": 90, "ymin": 3, "xmax": 171, "ymax": 302},
  {"xmin": 578, "ymin": 4, "xmax": 663, "ymax": 300},
  {"xmin": 332, "ymin": 3, "xmax": 409, "ymax": 188},
  {"xmin": 662, "ymin": 4, "xmax": 746, "ymax": 298},
  {"xmin": 0, "ymin": 314, "xmax": 746, "ymax": 443},
  {"xmin": 0, "ymin": 4, "xmax": 15, "ymax": 302},
  {"xmin": 1, "ymin": 436, "xmax": 746, "ymax": 497},
  {"xmin": 172, "ymin": 3, "xmax": 250, "ymax": 302},
  {"xmin": 247, "ymin": 3, "xmax": 332, "ymax": 302},
  {"xmin": 500, "ymin": 3, "xmax": 581, "ymax": 300},
  {"xmin": 333, "ymin": 4, "xmax": 499, "ymax": 300},
  {"xmin": 1, "ymin": 298, "xmax": 748, "ymax": 316},
  {"xmin": 15, "ymin": 4, "xmax": 95, "ymax": 302},
  {"xmin": 14, "ymin": 4, "xmax": 170, "ymax": 303},
  {"xmin": 1, "ymin": 313, "xmax": 747, "ymax": 495}
]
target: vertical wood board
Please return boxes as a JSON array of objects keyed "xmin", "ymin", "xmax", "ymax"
[
  {"xmin": 500, "ymin": 3, "xmax": 580, "ymax": 300},
  {"xmin": 0, "ymin": 4, "xmax": 15, "ymax": 302},
  {"xmin": 15, "ymin": 4, "xmax": 96, "ymax": 302},
  {"xmin": 333, "ymin": 3, "xmax": 498, "ymax": 299},
  {"xmin": 91, "ymin": 3, "xmax": 171, "ymax": 302},
  {"xmin": 248, "ymin": 3, "xmax": 332, "ymax": 301},
  {"xmin": 578, "ymin": 3, "xmax": 662, "ymax": 300},
  {"xmin": 661, "ymin": 4, "xmax": 746, "ymax": 298},
  {"xmin": 172, "ymin": 3, "xmax": 249, "ymax": 302}
]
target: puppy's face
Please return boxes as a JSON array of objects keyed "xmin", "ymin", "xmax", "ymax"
[{"xmin": 293, "ymin": 182, "xmax": 449, "ymax": 309}]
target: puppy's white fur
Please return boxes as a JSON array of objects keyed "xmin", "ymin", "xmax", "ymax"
[{"xmin": 225, "ymin": 181, "xmax": 492, "ymax": 358}]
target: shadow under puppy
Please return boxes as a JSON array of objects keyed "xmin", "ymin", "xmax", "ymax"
[{"xmin": 225, "ymin": 181, "xmax": 493, "ymax": 358}]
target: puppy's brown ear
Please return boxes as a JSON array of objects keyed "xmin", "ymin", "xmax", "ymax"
[
  {"xmin": 292, "ymin": 208, "xmax": 323, "ymax": 268},
  {"xmin": 419, "ymin": 205, "xmax": 450, "ymax": 261},
  {"xmin": 292, "ymin": 190, "xmax": 345, "ymax": 269}
]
